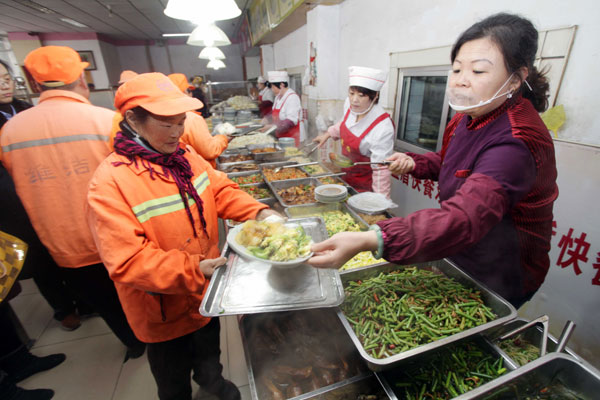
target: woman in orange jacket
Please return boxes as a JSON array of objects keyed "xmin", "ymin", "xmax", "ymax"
[{"xmin": 86, "ymin": 73, "xmax": 280, "ymax": 400}]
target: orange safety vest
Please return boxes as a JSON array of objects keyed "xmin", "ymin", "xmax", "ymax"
[
  {"xmin": 0, "ymin": 90, "xmax": 114, "ymax": 268},
  {"xmin": 87, "ymin": 145, "xmax": 268, "ymax": 342}
]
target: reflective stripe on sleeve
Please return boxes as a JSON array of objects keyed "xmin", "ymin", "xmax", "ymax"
[
  {"xmin": 132, "ymin": 172, "xmax": 210, "ymax": 224},
  {"xmin": 1, "ymin": 134, "xmax": 110, "ymax": 153}
]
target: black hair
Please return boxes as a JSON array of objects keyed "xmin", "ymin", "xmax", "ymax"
[
  {"xmin": 0, "ymin": 59, "xmax": 13, "ymax": 76},
  {"xmin": 125, "ymin": 106, "xmax": 152, "ymax": 123},
  {"xmin": 269, "ymin": 82, "xmax": 288, "ymax": 89},
  {"xmin": 349, "ymin": 85, "xmax": 379, "ymax": 103},
  {"xmin": 451, "ymin": 13, "xmax": 550, "ymax": 112}
]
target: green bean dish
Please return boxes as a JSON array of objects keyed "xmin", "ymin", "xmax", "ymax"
[{"xmin": 341, "ymin": 267, "xmax": 497, "ymax": 359}]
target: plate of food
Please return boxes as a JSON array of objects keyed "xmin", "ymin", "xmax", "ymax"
[{"xmin": 227, "ymin": 220, "xmax": 314, "ymax": 268}]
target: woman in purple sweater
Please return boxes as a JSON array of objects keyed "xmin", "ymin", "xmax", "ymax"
[{"xmin": 308, "ymin": 13, "xmax": 558, "ymax": 308}]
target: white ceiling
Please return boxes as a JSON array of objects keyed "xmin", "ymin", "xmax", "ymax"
[{"xmin": 0, "ymin": 0, "xmax": 250, "ymax": 41}]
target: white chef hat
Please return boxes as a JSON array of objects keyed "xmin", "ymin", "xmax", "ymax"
[
  {"xmin": 257, "ymin": 76, "xmax": 266, "ymax": 83},
  {"xmin": 268, "ymin": 70, "xmax": 289, "ymax": 83},
  {"xmin": 348, "ymin": 66, "xmax": 387, "ymax": 91}
]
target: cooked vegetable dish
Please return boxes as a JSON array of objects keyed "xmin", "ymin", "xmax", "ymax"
[
  {"xmin": 263, "ymin": 167, "xmax": 307, "ymax": 181},
  {"xmin": 341, "ymin": 251, "xmax": 383, "ymax": 270},
  {"xmin": 277, "ymin": 184, "xmax": 317, "ymax": 205},
  {"xmin": 220, "ymin": 153, "xmax": 252, "ymax": 163},
  {"xmin": 231, "ymin": 173, "xmax": 263, "ymax": 185},
  {"xmin": 357, "ymin": 212, "xmax": 389, "ymax": 225},
  {"xmin": 236, "ymin": 220, "xmax": 312, "ymax": 261},
  {"xmin": 304, "ymin": 164, "xmax": 326, "ymax": 175},
  {"xmin": 497, "ymin": 334, "xmax": 541, "ymax": 366},
  {"xmin": 250, "ymin": 147, "xmax": 277, "ymax": 153},
  {"xmin": 240, "ymin": 186, "xmax": 272, "ymax": 199}
]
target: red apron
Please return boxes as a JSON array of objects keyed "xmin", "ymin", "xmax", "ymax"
[
  {"xmin": 340, "ymin": 108, "xmax": 391, "ymax": 192},
  {"xmin": 272, "ymin": 91, "xmax": 300, "ymax": 146}
]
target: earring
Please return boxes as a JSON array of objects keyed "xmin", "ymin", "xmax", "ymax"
[{"xmin": 507, "ymin": 91, "xmax": 513, "ymax": 99}]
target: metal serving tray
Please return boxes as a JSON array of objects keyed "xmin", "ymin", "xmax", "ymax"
[
  {"xmin": 376, "ymin": 335, "xmax": 519, "ymax": 400},
  {"xmin": 218, "ymin": 160, "xmax": 259, "ymax": 174},
  {"xmin": 200, "ymin": 217, "xmax": 344, "ymax": 317},
  {"xmin": 453, "ymin": 352, "xmax": 600, "ymax": 399},
  {"xmin": 336, "ymin": 260, "xmax": 517, "ymax": 371},
  {"xmin": 217, "ymin": 150, "xmax": 253, "ymax": 165},
  {"xmin": 248, "ymin": 143, "xmax": 285, "ymax": 162},
  {"xmin": 238, "ymin": 182, "xmax": 277, "ymax": 207},
  {"xmin": 485, "ymin": 317, "xmax": 581, "ymax": 365},
  {"xmin": 238, "ymin": 308, "xmax": 388, "ymax": 400},
  {"xmin": 284, "ymin": 202, "xmax": 369, "ymax": 235},
  {"xmin": 259, "ymin": 161, "xmax": 308, "ymax": 182},
  {"xmin": 268, "ymin": 178, "xmax": 321, "ymax": 208}
]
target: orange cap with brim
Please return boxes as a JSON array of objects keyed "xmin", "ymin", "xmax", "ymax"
[
  {"xmin": 114, "ymin": 72, "xmax": 202, "ymax": 116},
  {"xmin": 167, "ymin": 73, "xmax": 193, "ymax": 93},
  {"xmin": 24, "ymin": 46, "xmax": 89, "ymax": 87},
  {"xmin": 118, "ymin": 70, "xmax": 138, "ymax": 84}
]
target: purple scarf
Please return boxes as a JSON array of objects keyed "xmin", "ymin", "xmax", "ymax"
[{"xmin": 112, "ymin": 130, "xmax": 207, "ymax": 237}]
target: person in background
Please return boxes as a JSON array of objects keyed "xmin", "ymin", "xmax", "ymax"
[
  {"xmin": 190, "ymin": 76, "xmax": 209, "ymax": 118},
  {"xmin": 313, "ymin": 66, "xmax": 394, "ymax": 197},
  {"xmin": 0, "ymin": 46, "xmax": 145, "ymax": 360},
  {"xmin": 87, "ymin": 72, "xmax": 281, "ymax": 400},
  {"xmin": 265, "ymin": 70, "xmax": 303, "ymax": 146},
  {"xmin": 256, "ymin": 75, "xmax": 274, "ymax": 118},
  {"xmin": 1, "ymin": 59, "xmax": 87, "ymax": 331},
  {"xmin": 309, "ymin": 13, "xmax": 558, "ymax": 309}
]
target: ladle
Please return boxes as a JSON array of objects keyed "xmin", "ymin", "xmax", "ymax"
[{"xmin": 329, "ymin": 152, "xmax": 391, "ymax": 168}]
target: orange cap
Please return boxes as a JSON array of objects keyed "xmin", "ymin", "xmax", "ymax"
[
  {"xmin": 114, "ymin": 72, "xmax": 202, "ymax": 116},
  {"xmin": 167, "ymin": 73, "xmax": 194, "ymax": 93},
  {"xmin": 24, "ymin": 46, "xmax": 88, "ymax": 87},
  {"xmin": 118, "ymin": 70, "xmax": 138, "ymax": 84}
]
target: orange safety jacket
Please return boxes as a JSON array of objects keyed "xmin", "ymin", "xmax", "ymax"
[
  {"xmin": 0, "ymin": 90, "xmax": 114, "ymax": 268},
  {"xmin": 110, "ymin": 111, "xmax": 228, "ymax": 168},
  {"xmin": 86, "ymin": 145, "xmax": 268, "ymax": 343}
]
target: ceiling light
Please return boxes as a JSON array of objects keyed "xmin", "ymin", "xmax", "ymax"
[
  {"xmin": 164, "ymin": 0, "xmax": 241, "ymax": 22},
  {"xmin": 187, "ymin": 24, "xmax": 230, "ymax": 47},
  {"xmin": 162, "ymin": 33, "xmax": 191, "ymax": 37},
  {"xmin": 198, "ymin": 47, "xmax": 225, "ymax": 60},
  {"xmin": 207, "ymin": 59, "xmax": 226, "ymax": 70},
  {"xmin": 60, "ymin": 18, "xmax": 88, "ymax": 28}
]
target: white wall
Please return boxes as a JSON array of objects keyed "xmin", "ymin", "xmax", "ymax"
[
  {"xmin": 116, "ymin": 43, "xmax": 245, "ymax": 82},
  {"xmin": 273, "ymin": 24, "xmax": 307, "ymax": 71},
  {"xmin": 98, "ymin": 40, "xmax": 122, "ymax": 87},
  {"xmin": 245, "ymin": 56, "xmax": 260, "ymax": 79},
  {"xmin": 41, "ymin": 39, "xmax": 110, "ymax": 89}
]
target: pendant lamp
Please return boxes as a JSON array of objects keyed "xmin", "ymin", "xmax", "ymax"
[
  {"xmin": 207, "ymin": 59, "xmax": 226, "ymax": 70},
  {"xmin": 199, "ymin": 46, "xmax": 226, "ymax": 60},
  {"xmin": 164, "ymin": 0, "xmax": 241, "ymax": 22},
  {"xmin": 187, "ymin": 24, "xmax": 231, "ymax": 47}
]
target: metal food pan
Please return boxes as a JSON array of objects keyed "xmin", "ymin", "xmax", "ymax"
[
  {"xmin": 453, "ymin": 353, "xmax": 600, "ymax": 399},
  {"xmin": 228, "ymin": 170, "xmax": 264, "ymax": 185},
  {"xmin": 259, "ymin": 161, "xmax": 309, "ymax": 182},
  {"xmin": 315, "ymin": 175, "xmax": 348, "ymax": 186},
  {"xmin": 336, "ymin": 260, "xmax": 517, "ymax": 371},
  {"xmin": 268, "ymin": 178, "xmax": 321, "ymax": 207},
  {"xmin": 484, "ymin": 317, "xmax": 581, "ymax": 364},
  {"xmin": 200, "ymin": 217, "xmax": 344, "ymax": 317},
  {"xmin": 217, "ymin": 150, "xmax": 253, "ymax": 165},
  {"xmin": 218, "ymin": 160, "xmax": 259, "ymax": 174},
  {"xmin": 238, "ymin": 308, "xmax": 386, "ymax": 400},
  {"xmin": 300, "ymin": 162, "xmax": 332, "ymax": 177},
  {"xmin": 353, "ymin": 210, "xmax": 395, "ymax": 227},
  {"xmin": 376, "ymin": 335, "xmax": 519, "ymax": 400},
  {"xmin": 248, "ymin": 143, "xmax": 285, "ymax": 162},
  {"xmin": 284, "ymin": 202, "xmax": 369, "ymax": 235},
  {"xmin": 239, "ymin": 182, "xmax": 277, "ymax": 206}
]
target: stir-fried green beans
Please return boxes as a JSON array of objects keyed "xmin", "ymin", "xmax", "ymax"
[
  {"xmin": 341, "ymin": 267, "xmax": 497, "ymax": 358},
  {"xmin": 497, "ymin": 335, "xmax": 541, "ymax": 366},
  {"xmin": 386, "ymin": 341, "xmax": 508, "ymax": 399}
]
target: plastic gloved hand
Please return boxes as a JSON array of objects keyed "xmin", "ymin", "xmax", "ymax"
[
  {"xmin": 199, "ymin": 257, "xmax": 227, "ymax": 278},
  {"xmin": 255, "ymin": 208, "xmax": 285, "ymax": 221},
  {"xmin": 307, "ymin": 231, "xmax": 378, "ymax": 269},
  {"xmin": 387, "ymin": 152, "xmax": 416, "ymax": 176}
]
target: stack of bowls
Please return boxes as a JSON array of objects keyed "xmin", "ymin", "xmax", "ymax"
[
  {"xmin": 315, "ymin": 184, "xmax": 348, "ymax": 203},
  {"xmin": 278, "ymin": 137, "xmax": 296, "ymax": 148},
  {"xmin": 224, "ymin": 107, "xmax": 236, "ymax": 124},
  {"xmin": 237, "ymin": 110, "xmax": 253, "ymax": 124}
]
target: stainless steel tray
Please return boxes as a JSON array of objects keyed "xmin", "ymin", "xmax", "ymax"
[
  {"xmin": 284, "ymin": 202, "xmax": 369, "ymax": 235},
  {"xmin": 248, "ymin": 143, "xmax": 285, "ymax": 162},
  {"xmin": 218, "ymin": 160, "xmax": 259, "ymax": 174},
  {"xmin": 268, "ymin": 178, "xmax": 321, "ymax": 208},
  {"xmin": 200, "ymin": 217, "xmax": 344, "ymax": 316},
  {"xmin": 259, "ymin": 160, "xmax": 309, "ymax": 183},
  {"xmin": 217, "ymin": 150, "xmax": 252, "ymax": 165},
  {"xmin": 453, "ymin": 353, "xmax": 600, "ymax": 399},
  {"xmin": 486, "ymin": 317, "xmax": 581, "ymax": 366},
  {"xmin": 238, "ymin": 182, "xmax": 277, "ymax": 206},
  {"xmin": 238, "ymin": 308, "xmax": 388, "ymax": 400},
  {"xmin": 376, "ymin": 335, "xmax": 519, "ymax": 400},
  {"xmin": 336, "ymin": 260, "xmax": 517, "ymax": 371}
]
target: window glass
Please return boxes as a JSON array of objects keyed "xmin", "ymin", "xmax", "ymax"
[{"xmin": 396, "ymin": 75, "xmax": 448, "ymax": 151}]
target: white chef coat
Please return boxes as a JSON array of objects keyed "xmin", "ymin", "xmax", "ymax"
[
  {"xmin": 273, "ymin": 88, "xmax": 305, "ymax": 142},
  {"xmin": 259, "ymin": 86, "xmax": 274, "ymax": 103}
]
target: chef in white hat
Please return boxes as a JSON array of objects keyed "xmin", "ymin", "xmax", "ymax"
[
  {"xmin": 314, "ymin": 66, "xmax": 394, "ymax": 197},
  {"xmin": 266, "ymin": 70, "xmax": 303, "ymax": 146},
  {"xmin": 256, "ymin": 75, "xmax": 274, "ymax": 118}
]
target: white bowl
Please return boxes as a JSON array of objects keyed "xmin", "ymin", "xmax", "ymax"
[{"xmin": 226, "ymin": 223, "xmax": 313, "ymax": 269}]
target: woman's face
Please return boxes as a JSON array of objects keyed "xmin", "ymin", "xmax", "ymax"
[
  {"xmin": 257, "ymin": 82, "xmax": 265, "ymax": 90},
  {"xmin": 129, "ymin": 112, "xmax": 187, "ymax": 154},
  {"xmin": 449, "ymin": 37, "xmax": 520, "ymax": 118},
  {"xmin": 271, "ymin": 83, "xmax": 281, "ymax": 96},
  {"xmin": 348, "ymin": 87, "xmax": 374, "ymax": 114},
  {"xmin": 0, "ymin": 64, "xmax": 15, "ymax": 105}
]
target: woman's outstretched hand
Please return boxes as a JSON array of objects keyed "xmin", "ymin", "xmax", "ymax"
[
  {"xmin": 387, "ymin": 152, "xmax": 416, "ymax": 175},
  {"xmin": 307, "ymin": 231, "xmax": 378, "ymax": 269}
]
